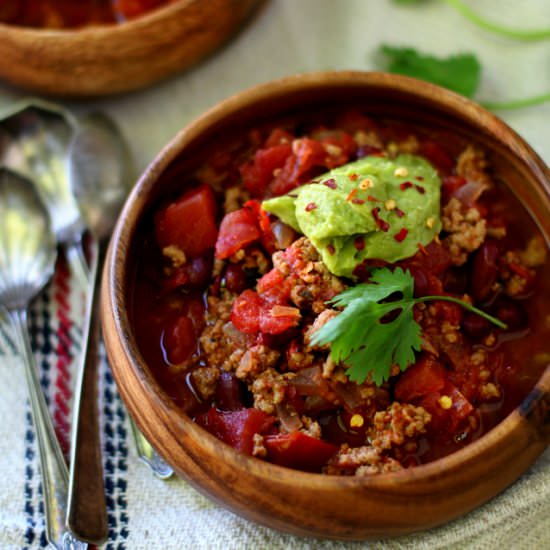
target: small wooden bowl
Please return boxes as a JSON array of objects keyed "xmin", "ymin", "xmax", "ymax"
[
  {"xmin": 101, "ymin": 72, "xmax": 550, "ymax": 540},
  {"xmin": 0, "ymin": 0, "xmax": 260, "ymax": 97}
]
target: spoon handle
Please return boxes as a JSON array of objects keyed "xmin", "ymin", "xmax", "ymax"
[
  {"xmin": 8, "ymin": 308, "xmax": 87, "ymax": 550},
  {"xmin": 67, "ymin": 240, "xmax": 108, "ymax": 545},
  {"xmin": 65, "ymin": 239, "xmax": 91, "ymax": 291}
]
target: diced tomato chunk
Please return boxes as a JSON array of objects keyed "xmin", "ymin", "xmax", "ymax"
[
  {"xmin": 163, "ymin": 316, "xmax": 196, "ymax": 365},
  {"xmin": 264, "ymin": 432, "xmax": 338, "ymax": 472},
  {"xmin": 244, "ymin": 199, "xmax": 276, "ymax": 253},
  {"xmin": 257, "ymin": 267, "xmax": 285, "ymax": 293},
  {"xmin": 231, "ymin": 289, "xmax": 261, "ymax": 333},
  {"xmin": 259, "ymin": 303, "xmax": 300, "ymax": 334},
  {"xmin": 240, "ymin": 143, "xmax": 292, "ymax": 197},
  {"xmin": 196, "ymin": 407, "xmax": 275, "ymax": 455},
  {"xmin": 215, "ymin": 207, "xmax": 260, "ymax": 260},
  {"xmin": 155, "ymin": 184, "xmax": 218, "ymax": 257},
  {"xmin": 394, "ymin": 355, "xmax": 447, "ymax": 401}
]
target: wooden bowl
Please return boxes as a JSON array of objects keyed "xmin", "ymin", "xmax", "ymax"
[
  {"xmin": 101, "ymin": 71, "xmax": 550, "ymax": 540},
  {"xmin": 0, "ymin": 0, "xmax": 260, "ymax": 97}
]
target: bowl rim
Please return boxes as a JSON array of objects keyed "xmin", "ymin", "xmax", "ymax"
[
  {"xmin": 0, "ymin": 0, "xmax": 206, "ymax": 36},
  {"xmin": 106, "ymin": 70, "xmax": 550, "ymax": 490}
]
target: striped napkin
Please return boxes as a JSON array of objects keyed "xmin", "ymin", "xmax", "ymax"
[{"xmin": 0, "ymin": 253, "xmax": 548, "ymax": 550}]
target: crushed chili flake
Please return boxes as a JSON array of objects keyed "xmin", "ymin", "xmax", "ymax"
[
  {"xmin": 323, "ymin": 178, "xmax": 338, "ymax": 189},
  {"xmin": 354, "ymin": 236, "xmax": 365, "ymax": 251},
  {"xmin": 270, "ymin": 305, "xmax": 301, "ymax": 318},
  {"xmin": 371, "ymin": 207, "xmax": 390, "ymax": 232},
  {"xmin": 400, "ymin": 181, "xmax": 414, "ymax": 191},
  {"xmin": 394, "ymin": 228, "xmax": 409, "ymax": 242},
  {"xmin": 415, "ymin": 184, "xmax": 426, "ymax": 194},
  {"xmin": 305, "ymin": 202, "xmax": 317, "ymax": 212},
  {"xmin": 508, "ymin": 262, "xmax": 534, "ymax": 281},
  {"xmin": 288, "ymin": 193, "xmax": 298, "ymax": 198},
  {"xmin": 359, "ymin": 178, "xmax": 374, "ymax": 190},
  {"xmin": 348, "ymin": 173, "xmax": 359, "ymax": 181},
  {"xmin": 417, "ymin": 243, "xmax": 429, "ymax": 256},
  {"xmin": 394, "ymin": 207, "xmax": 405, "ymax": 218},
  {"xmin": 346, "ymin": 188, "xmax": 359, "ymax": 202},
  {"xmin": 327, "ymin": 243, "xmax": 336, "ymax": 255},
  {"xmin": 367, "ymin": 195, "xmax": 380, "ymax": 202},
  {"xmin": 352, "ymin": 198, "xmax": 366, "ymax": 205},
  {"xmin": 415, "ymin": 176, "xmax": 425, "ymax": 181}
]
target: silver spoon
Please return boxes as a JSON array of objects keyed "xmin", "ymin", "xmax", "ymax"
[
  {"xmin": 0, "ymin": 168, "xmax": 87, "ymax": 550},
  {"xmin": 65, "ymin": 112, "xmax": 173, "ymax": 543},
  {"xmin": 68, "ymin": 111, "xmax": 173, "ymax": 480},
  {"xmin": 0, "ymin": 99, "xmax": 89, "ymax": 289}
]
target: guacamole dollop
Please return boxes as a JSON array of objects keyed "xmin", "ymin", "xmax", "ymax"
[{"xmin": 262, "ymin": 154, "xmax": 441, "ymax": 278}]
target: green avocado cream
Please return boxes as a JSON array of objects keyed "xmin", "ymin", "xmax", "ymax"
[{"xmin": 262, "ymin": 154, "xmax": 442, "ymax": 278}]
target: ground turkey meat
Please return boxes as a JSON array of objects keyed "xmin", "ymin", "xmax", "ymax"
[
  {"xmin": 251, "ymin": 368, "xmax": 295, "ymax": 414},
  {"xmin": 325, "ymin": 444, "xmax": 403, "ymax": 476},
  {"xmin": 190, "ymin": 366, "xmax": 220, "ymax": 401},
  {"xmin": 235, "ymin": 344, "xmax": 280, "ymax": 381},
  {"xmin": 370, "ymin": 402, "xmax": 432, "ymax": 452},
  {"xmin": 442, "ymin": 198, "xmax": 487, "ymax": 265},
  {"xmin": 456, "ymin": 145, "xmax": 493, "ymax": 190},
  {"xmin": 273, "ymin": 237, "xmax": 345, "ymax": 313}
]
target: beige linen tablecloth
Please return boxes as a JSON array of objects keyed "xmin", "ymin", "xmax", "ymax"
[{"xmin": 0, "ymin": 1, "xmax": 548, "ymax": 548}]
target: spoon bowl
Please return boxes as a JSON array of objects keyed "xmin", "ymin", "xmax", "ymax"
[
  {"xmin": 0, "ymin": 99, "xmax": 88, "ymax": 287},
  {"xmin": 0, "ymin": 167, "xmax": 86, "ymax": 549}
]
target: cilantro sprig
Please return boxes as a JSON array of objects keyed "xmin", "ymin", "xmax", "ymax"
[
  {"xmin": 309, "ymin": 267, "xmax": 506, "ymax": 386},
  {"xmin": 379, "ymin": 45, "xmax": 550, "ymax": 110}
]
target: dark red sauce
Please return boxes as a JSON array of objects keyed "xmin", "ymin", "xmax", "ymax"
[{"xmin": 129, "ymin": 109, "xmax": 550, "ymax": 474}]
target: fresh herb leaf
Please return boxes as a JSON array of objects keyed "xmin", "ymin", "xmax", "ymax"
[
  {"xmin": 380, "ymin": 45, "xmax": 481, "ymax": 98},
  {"xmin": 309, "ymin": 267, "xmax": 506, "ymax": 386}
]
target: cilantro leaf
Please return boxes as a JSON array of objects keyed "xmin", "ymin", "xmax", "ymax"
[
  {"xmin": 309, "ymin": 267, "xmax": 507, "ymax": 386},
  {"xmin": 380, "ymin": 45, "xmax": 481, "ymax": 98}
]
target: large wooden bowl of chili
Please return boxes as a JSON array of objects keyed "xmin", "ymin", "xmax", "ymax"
[
  {"xmin": 0, "ymin": 0, "xmax": 260, "ymax": 97},
  {"xmin": 101, "ymin": 71, "xmax": 550, "ymax": 540}
]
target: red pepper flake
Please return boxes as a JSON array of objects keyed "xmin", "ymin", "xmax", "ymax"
[
  {"xmin": 367, "ymin": 195, "xmax": 380, "ymax": 202},
  {"xmin": 305, "ymin": 202, "xmax": 317, "ymax": 212},
  {"xmin": 354, "ymin": 236, "xmax": 365, "ymax": 251},
  {"xmin": 417, "ymin": 243, "xmax": 429, "ymax": 256},
  {"xmin": 348, "ymin": 173, "xmax": 359, "ymax": 181},
  {"xmin": 400, "ymin": 181, "xmax": 413, "ymax": 191},
  {"xmin": 371, "ymin": 207, "xmax": 390, "ymax": 232},
  {"xmin": 415, "ymin": 176, "xmax": 425, "ymax": 181},
  {"xmin": 346, "ymin": 188, "xmax": 359, "ymax": 202},
  {"xmin": 288, "ymin": 193, "xmax": 298, "ymax": 198},
  {"xmin": 270, "ymin": 305, "xmax": 301, "ymax": 319},
  {"xmin": 352, "ymin": 198, "xmax": 365, "ymax": 205},
  {"xmin": 415, "ymin": 184, "xmax": 426, "ymax": 194},
  {"xmin": 327, "ymin": 243, "xmax": 335, "ymax": 255},
  {"xmin": 394, "ymin": 228, "xmax": 409, "ymax": 242},
  {"xmin": 508, "ymin": 262, "xmax": 534, "ymax": 281},
  {"xmin": 394, "ymin": 207, "xmax": 405, "ymax": 218},
  {"xmin": 323, "ymin": 178, "xmax": 337, "ymax": 189}
]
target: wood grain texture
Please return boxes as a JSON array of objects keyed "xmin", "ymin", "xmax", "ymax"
[
  {"xmin": 0, "ymin": 0, "xmax": 261, "ymax": 97},
  {"xmin": 100, "ymin": 72, "xmax": 550, "ymax": 540}
]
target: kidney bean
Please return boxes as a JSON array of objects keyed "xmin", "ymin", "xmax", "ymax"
[
  {"xmin": 494, "ymin": 299, "xmax": 528, "ymax": 331},
  {"xmin": 223, "ymin": 263, "xmax": 247, "ymax": 294},
  {"xmin": 463, "ymin": 312, "xmax": 491, "ymax": 340},
  {"xmin": 470, "ymin": 239, "xmax": 500, "ymax": 302}
]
